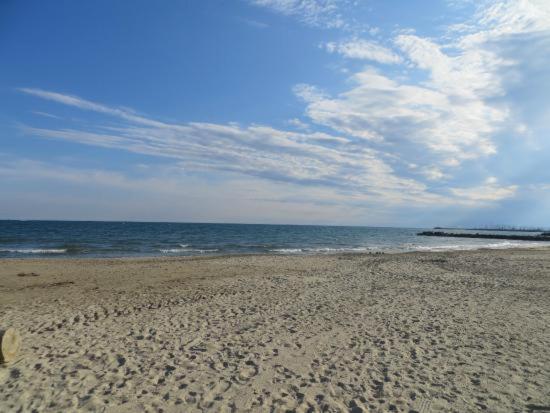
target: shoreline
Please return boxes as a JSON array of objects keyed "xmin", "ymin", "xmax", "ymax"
[
  {"xmin": 2, "ymin": 243, "xmax": 550, "ymax": 262},
  {"xmin": 2, "ymin": 248, "xmax": 549, "ymax": 412}
]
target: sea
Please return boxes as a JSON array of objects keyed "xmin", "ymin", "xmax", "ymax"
[{"xmin": 0, "ymin": 220, "xmax": 546, "ymax": 258}]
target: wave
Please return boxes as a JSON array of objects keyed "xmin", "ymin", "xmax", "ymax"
[
  {"xmin": 159, "ymin": 244, "xmax": 191, "ymax": 253},
  {"xmin": 269, "ymin": 241, "xmax": 546, "ymax": 254},
  {"xmin": 411, "ymin": 241, "xmax": 545, "ymax": 252},
  {"xmin": 159, "ymin": 244, "xmax": 218, "ymax": 254},
  {"xmin": 269, "ymin": 247, "xmax": 371, "ymax": 254},
  {"xmin": 269, "ymin": 248, "xmax": 304, "ymax": 253},
  {"xmin": 0, "ymin": 248, "xmax": 68, "ymax": 254},
  {"xmin": 309, "ymin": 247, "xmax": 370, "ymax": 253},
  {"xmin": 187, "ymin": 249, "xmax": 219, "ymax": 253},
  {"xmin": 159, "ymin": 248, "xmax": 187, "ymax": 253}
]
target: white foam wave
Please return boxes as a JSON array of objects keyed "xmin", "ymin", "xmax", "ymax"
[
  {"xmin": 159, "ymin": 248, "xmax": 187, "ymax": 253},
  {"xmin": 269, "ymin": 248, "xmax": 304, "ymax": 253},
  {"xmin": 269, "ymin": 247, "xmax": 371, "ymax": 254},
  {"xmin": 308, "ymin": 247, "xmax": 370, "ymax": 253},
  {"xmin": 0, "ymin": 248, "xmax": 67, "ymax": 254},
  {"xmin": 411, "ymin": 241, "xmax": 545, "ymax": 252},
  {"xmin": 270, "ymin": 241, "xmax": 547, "ymax": 255},
  {"xmin": 159, "ymin": 247, "xmax": 218, "ymax": 254}
]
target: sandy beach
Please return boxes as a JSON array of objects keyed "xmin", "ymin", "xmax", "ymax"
[{"xmin": 1, "ymin": 249, "xmax": 549, "ymax": 412}]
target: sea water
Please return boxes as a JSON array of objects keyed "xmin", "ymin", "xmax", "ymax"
[{"xmin": 0, "ymin": 220, "xmax": 545, "ymax": 258}]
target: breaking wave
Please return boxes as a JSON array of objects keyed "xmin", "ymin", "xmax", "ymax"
[
  {"xmin": 269, "ymin": 247, "xmax": 371, "ymax": 254},
  {"xmin": 159, "ymin": 244, "xmax": 219, "ymax": 254},
  {"xmin": 0, "ymin": 248, "xmax": 68, "ymax": 254}
]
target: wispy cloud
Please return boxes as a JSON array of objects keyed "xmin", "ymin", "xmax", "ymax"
[
  {"xmin": 19, "ymin": 88, "xmax": 166, "ymax": 128},
  {"xmin": 18, "ymin": 0, "xmax": 548, "ymax": 214},
  {"xmin": 299, "ymin": 37, "xmax": 505, "ymax": 162},
  {"xmin": 286, "ymin": 118, "xmax": 311, "ymax": 131},
  {"xmin": 239, "ymin": 18, "xmax": 270, "ymax": 29},
  {"xmin": 248, "ymin": 0, "xmax": 347, "ymax": 28},
  {"xmin": 20, "ymin": 88, "xmax": 446, "ymax": 206},
  {"xmin": 20, "ymin": 86, "xmax": 522, "ymax": 207},
  {"xmin": 295, "ymin": 0, "xmax": 550, "ymax": 185},
  {"xmin": 322, "ymin": 39, "xmax": 402, "ymax": 64},
  {"xmin": 421, "ymin": 167, "xmax": 448, "ymax": 181},
  {"xmin": 451, "ymin": 177, "xmax": 517, "ymax": 203},
  {"xmin": 32, "ymin": 111, "xmax": 61, "ymax": 119},
  {"xmin": 0, "ymin": 155, "xmax": 432, "ymax": 224}
]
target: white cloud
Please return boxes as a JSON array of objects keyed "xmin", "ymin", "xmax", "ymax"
[
  {"xmin": 422, "ymin": 167, "xmax": 448, "ymax": 181},
  {"xmin": 32, "ymin": 111, "xmax": 61, "ymax": 119},
  {"xmin": 394, "ymin": 34, "xmax": 509, "ymax": 98},
  {"xmin": 0, "ymin": 156, "xmax": 366, "ymax": 224},
  {"xmin": 249, "ymin": 0, "xmax": 346, "ymax": 28},
  {"xmin": 294, "ymin": 0, "xmax": 550, "ymax": 181},
  {"xmin": 295, "ymin": 66, "xmax": 503, "ymax": 154},
  {"xmin": 474, "ymin": 0, "xmax": 550, "ymax": 36},
  {"xmin": 19, "ymin": 1, "xmax": 547, "ymax": 215},
  {"xmin": 323, "ymin": 39, "xmax": 402, "ymax": 64},
  {"xmin": 20, "ymin": 89, "xmax": 449, "ymax": 207},
  {"xmin": 21, "ymin": 87, "xmax": 520, "ymax": 209},
  {"xmin": 451, "ymin": 178, "xmax": 517, "ymax": 202},
  {"xmin": 0, "ymin": 155, "xmax": 456, "ymax": 225},
  {"xmin": 287, "ymin": 118, "xmax": 310, "ymax": 130},
  {"xmin": 292, "ymin": 84, "xmax": 327, "ymax": 102},
  {"xmin": 19, "ymin": 87, "xmax": 166, "ymax": 128}
]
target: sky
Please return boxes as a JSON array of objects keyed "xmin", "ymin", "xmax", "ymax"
[{"xmin": 1, "ymin": 0, "xmax": 550, "ymax": 227}]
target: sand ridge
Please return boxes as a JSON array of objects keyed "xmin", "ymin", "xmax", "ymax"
[{"xmin": 0, "ymin": 249, "xmax": 549, "ymax": 412}]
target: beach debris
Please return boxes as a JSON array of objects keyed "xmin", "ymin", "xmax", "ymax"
[
  {"xmin": 0, "ymin": 328, "xmax": 22, "ymax": 364},
  {"xmin": 17, "ymin": 272, "xmax": 39, "ymax": 277},
  {"xmin": 49, "ymin": 281, "xmax": 74, "ymax": 287}
]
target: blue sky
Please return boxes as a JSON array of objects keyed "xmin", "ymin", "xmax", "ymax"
[{"xmin": 1, "ymin": 0, "xmax": 550, "ymax": 226}]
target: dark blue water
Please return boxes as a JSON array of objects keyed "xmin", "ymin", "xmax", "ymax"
[{"xmin": 0, "ymin": 220, "xmax": 545, "ymax": 258}]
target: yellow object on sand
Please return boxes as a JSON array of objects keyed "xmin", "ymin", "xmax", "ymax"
[{"xmin": 0, "ymin": 328, "xmax": 21, "ymax": 363}]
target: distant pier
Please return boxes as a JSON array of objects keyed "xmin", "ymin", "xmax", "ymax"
[{"xmin": 418, "ymin": 231, "xmax": 550, "ymax": 242}]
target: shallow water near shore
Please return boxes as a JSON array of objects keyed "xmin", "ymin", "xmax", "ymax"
[{"xmin": 0, "ymin": 220, "xmax": 547, "ymax": 258}]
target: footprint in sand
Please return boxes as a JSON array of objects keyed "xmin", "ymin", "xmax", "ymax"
[{"xmin": 236, "ymin": 360, "xmax": 259, "ymax": 382}]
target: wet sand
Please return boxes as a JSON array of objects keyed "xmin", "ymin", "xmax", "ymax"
[{"xmin": 1, "ymin": 249, "xmax": 549, "ymax": 412}]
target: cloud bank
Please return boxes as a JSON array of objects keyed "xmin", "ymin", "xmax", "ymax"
[{"xmin": 15, "ymin": 0, "xmax": 550, "ymax": 224}]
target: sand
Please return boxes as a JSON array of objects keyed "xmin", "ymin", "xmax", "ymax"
[{"xmin": 0, "ymin": 249, "xmax": 549, "ymax": 412}]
